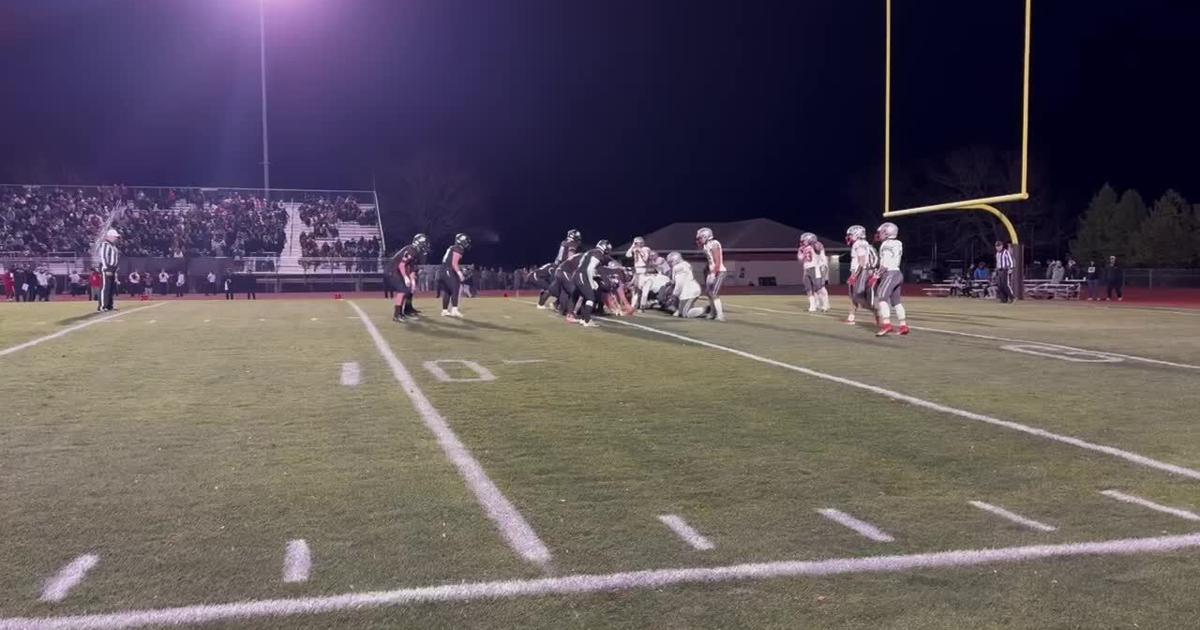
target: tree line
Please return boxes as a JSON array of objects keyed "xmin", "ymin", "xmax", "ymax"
[{"xmin": 1070, "ymin": 184, "xmax": 1199, "ymax": 266}]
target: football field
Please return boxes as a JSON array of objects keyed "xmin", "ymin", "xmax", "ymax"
[{"xmin": 1, "ymin": 294, "xmax": 1199, "ymax": 629}]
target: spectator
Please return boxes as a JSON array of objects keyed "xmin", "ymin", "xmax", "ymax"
[
  {"xmin": 158, "ymin": 269, "xmax": 170, "ymax": 295},
  {"xmin": 243, "ymin": 272, "xmax": 257, "ymax": 300},
  {"xmin": 175, "ymin": 271, "xmax": 186, "ymax": 297},
  {"xmin": 36, "ymin": 268, "xmax": 52, "ymax": 301},
  {"xmin": 223, "ymin": 275, "xmax": 235, "ymax": 300},
  {"xmin": 1085, "ymin": 260, "xmax": 1100, "ymax": 300},
  {"xmin": 1105, "ymin": 256, "xmax": 1124, "ymax": 302},
  {"xmin": 89, "ymin": 268, "xmax": 102, "ymax": 304},
  {"xmin": 206, "ymin": 271, "xmax": 217, "ymax": 296},
  {"xmin": 1051, "ymin": 260, "xmax": 1065, "ymax": 284},
  {"xmin": 2, "ymin": 266, "xmax": 15, "ymax": 301}
]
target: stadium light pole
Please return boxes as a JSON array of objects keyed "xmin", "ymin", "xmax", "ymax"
[{"xmin": 258, "ymin": 0, "xmax": 270, "ymax": 203}]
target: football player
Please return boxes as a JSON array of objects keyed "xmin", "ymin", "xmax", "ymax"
[
  {"xmin": 638, "ymin": 255, "xmax": 672, "ymax": 312},
  {"xmin": 667, "ymin": 252, "xmax": 707, "ymax": 318},
  {"xmin": 438, "ymin": 233, "xmax": 471, "ymax": 318},
  {"xmin": 570, "ymin": 240, "xmax": 615, "ymax": 327},
  {"xmin": 625, "ymin": 236, "xmax": 654, "ymax": 310},
  {"xmin": 532, "ymin": 262, "xmax": 556, "ymax": 309},
  {"xmin": 798, "ymin": 232, "xmax": 830, "ymax": 313},
  {"xmin": 873, "ymin": 222, "xmax": 909, "ymax": 336},
  {"xmin": 843, "ymin": 225, "xmax": 878, "ymax": 325},
  {"xmin": 552, "ymin": 251, "xmax": 583, "ymax": 317},
  {"xmin": 695, "ymin": 227, "xmax": 726, "ymax": 321},
  {"xmin": 555, "ymin": 229, "xmax": 582, "ymax": 264},
  {"xmin": 390, "ymin": 233, "xmax": 430, "ymax": 322}
]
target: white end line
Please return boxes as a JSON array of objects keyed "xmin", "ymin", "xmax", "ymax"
[
  {"xmin": 347, "ymin": 301, "xmax": 551, "ymax": 566},
  {"xmin": 283, "ymin": 540, "xmax": 312, "ymax": 583},
  {"xmin": 657, "ymin": 514, "xmax": 715, "ymax": 550},
  {"xmin": 11, "ymin": 533, "xmax": 1199, "ymax": 629},
  {"xmin": 1101, "ymin": 490, "xmax": 1200, "ymax": 522},
  {"xmin": 818, "ymin": 509, "xmax": 895, "ymax": 542},
  {"xmin": 40, "ymin": 554, "xmax": 99, "ymax": 603},
  {"xmin": 969, "ymin": 501, "xmax": 1057, "ymax": 532},
  {"xmin": 602, "ymin": 316, "xmax": 1200, "ymax": 481},
  {"xmin": 340, "ymin": 362, "xmax": 361, "ymax": 387},
  {"xmin": 0, "ymin": 303, "xmax": 166, "ymax": 358}
]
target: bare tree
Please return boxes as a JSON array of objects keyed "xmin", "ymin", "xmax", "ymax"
[{"xmin": 383, "ymin": 154, "xmax": 486, "ymax": 246}]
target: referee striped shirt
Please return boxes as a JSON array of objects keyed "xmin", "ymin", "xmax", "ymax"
[
  {"xmin": 98, "ymin": 241, "xmax": 121, "ymax": 271},
  {"xmin": 996, "ymin": 247, "xmax": 1014, "ymax": 270}
]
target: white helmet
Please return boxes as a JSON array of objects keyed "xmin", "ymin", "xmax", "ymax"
[
  {"xmin": 876, "ymin": 222, "xmax": 899, "ymax": 241},
  {"xmin": 845, "ymin": 225, "xmax": 867, "ymax": 244},
  {"xmin": 695, "ymin": 227, "xmax": 713, "ymax": 245},
  {"xmin": 633, "ymin": 236, "xmax": 645, "ymax": 247},
  {"xmin": 666, "ymin": 251, "xmax": 683, "ymax": 266},
  {"xmin": 800, "ymin": 232, "xmax": 817, "ymax": 246}
]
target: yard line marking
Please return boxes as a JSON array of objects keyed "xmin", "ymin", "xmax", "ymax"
[
  {"xmin": 340, "ymin": 362, "xmax": 361, "ymax": 387},
  {"xmin": 602, "ymin": 316, "xmax": 1200, "ymax": 481},
  {"xmin": 657, "ymin": 514, "xmax": 715, "ymax": 550},
  {"xmin": 282, "ymin": 540, "xmax": 311, "ymax": 583},
  {"xmin": 8, "ymin": 534, "xmax": 1200, "ymax": 629},
  {"xmin": 147, "ymin": 319, "xmax": 157, "ymax": 324},
  {"xmin": 0, "ymin": 303, "xmax": 166, "ymax": 359},
  {"xmin": 726, "ymin": 301, "xmax": 1200, "ymax": 371},
  {"xmin": 347, "ymin": 301, "xmax": 551, "ymax": 566},
  {"xmin": 203, "ymin": 319, "xmax": 211, "ymax": 323},
  {"xmin": 40, "ymin": 554, "xmax": 99, "ymax": 603},
  {"xmin": 1101, "ymin": 490, "xmax": 1200, "ymax": 522},
  {"xmin": 818, "ymin": 509, "xmax": 895, "ymax": 542},
  {"xmin": 501, "ymin": 359, "xmax": 548, "ymax": 365},
  {"xmin": 310, "ymin": 317, "xmax": 319, "ymax": 321},
  {"xmin": 423, "ymin": 360, "xmax": 497, "ymax": 383},
  {"xmin": 969, "ymin": 501, "xmax": 1057, "ymax": 532},
  {"xmin": 1001, "ymin": 344, "xmax": 1123, "ymax": 363}
]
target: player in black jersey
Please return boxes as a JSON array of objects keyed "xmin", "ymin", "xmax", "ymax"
[
  {"xmin": 551, "ymin": 251, "xmax": 582, "ymax": 316},
  {"xmin": 388, "ymin": 234, "xmax": 430, "ymax": 322},
  {"xmin": 438, "ymin": 233, "xmax": 471, "ymax": 317},
  {"xmin": 570, "ymin": 240, "xmax": 614, "ymax": 327}
]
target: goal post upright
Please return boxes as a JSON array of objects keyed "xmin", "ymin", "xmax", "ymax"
[{"xmin": 882, "ymin": 0, "xmax": 1032, "ymax": 256}]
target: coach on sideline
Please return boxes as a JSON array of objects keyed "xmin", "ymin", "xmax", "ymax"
[{"xmin": 97, "ymin": 228, "xmax": 121, "ymax": 312}]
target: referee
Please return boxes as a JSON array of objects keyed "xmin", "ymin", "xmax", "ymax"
[
  {"xmin": 994, "ymin": 240, "xmax": 1015, "ymax": 304},
  {"xmin": 97, "ymin": 228, "xmax": 121, "ymax": 312}
]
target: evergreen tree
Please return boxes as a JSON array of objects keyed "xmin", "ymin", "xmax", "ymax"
[
  {"xmin": 1131, "ymin": 190, "xmax": 1195, "ymax": 266},
  {"xmin": 1069, "ymin": 184, "xmax": 1119, "ymax": 262},
  {"xmin": 1109, "ymin": 189, "xmax": 1148, "ymax": 261}
]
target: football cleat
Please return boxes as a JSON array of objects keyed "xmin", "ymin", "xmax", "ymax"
[
  {"xmin": 536, "ymin": 304, "xmax": 548, "ymax": 310},
  {"xmin": 876, "ymin": 324, "xmax": 894, "ymax": 337},
  {"xmin": 441, "ymin": 309, "xmax": 450, "ymax": 317},
  {"xmin": 579, "ymin": 320, "xmax": 599, "ymax": 327},
  {"xmin": 898, "ymin": 325, "xmax": 910, "ymax": 335}
]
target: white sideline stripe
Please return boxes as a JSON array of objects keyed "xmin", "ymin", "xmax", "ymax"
[
  {"xmin": 147, "ymin": 319, "xmax": 156, "ymax": 324},
  {"xmin": 818, "ymin": 509, "xmax": 895, "ymax": 542},
  {"xmin": 283, "ymin": 540, "xmax": 311, "ymax": 583},
  {"xmin": 502, "ymin": 359, "xmax": 548, "ymax": 365},
  {"xmin": 657, "ymin": 514, "xmax": 715, "ymax": 550},
  {"xmin": 726, "ymin": 301, "xmax": 1200, "ymax": 371},
  {"xmin": 0, "ymin": 303, "xmax": 166, "ymax": 358},
  {"xmin": 969, "ymin": 501, "xmax": 1057, "ymax": 532},
  {"xmin": 347, "ymin": 301, "xmax": 551, "ymax": 565},
  {"xmin": 340, "ymin": 362, "xmax": 361, "ymax": 387},
  {"xmin": 602, "ymin": 316, "xmax": 1200, "ymax": 481},
  {"xmin": 1101, "ymin": 490, "xmax": 1200, "ymax": 522},
  {"xmin": 40, "ymin": 554, "xmax": 99, "ymax": 603},
  {"xmin": 10, "ymin": 534, "xmax": 1199, "ymax": 629},
  {"xmin": 1001, "ymin": 344, "xmax": 1123, "ymax": 363}
]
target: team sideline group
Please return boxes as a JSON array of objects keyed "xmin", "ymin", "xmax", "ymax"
[{"xmin": 385, "ymin": 222, "xmax": 910, "ymax": 336}]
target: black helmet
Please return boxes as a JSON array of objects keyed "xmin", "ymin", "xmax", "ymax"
[
  {"xmin": 566, "ymin": 229, "xmax": 582, "ymax": 243},
  {"xmin": 455, "ymin": 233, "xmax": 472, "ymax": 249},
  {"xmin": 412, "ymin": 233, "xmax": 430, "ymax": 252},
  {"xmin": 596, "ymin": 239, "xmax": 612, "ymax": 253}
]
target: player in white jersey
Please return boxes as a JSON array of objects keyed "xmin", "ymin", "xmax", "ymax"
[
  {"xmin": 696, "ymin": 227, "xmax": 726, "ymax": 321},
  {"xmin": 625, "ymin": 236, "xmax": 655, "ymax": 310},
  {"xmin": 667, "ymin": 252, "xmax": 707, "ymax": 318},
  {"xmin": 872, "ymin": 222, "xmax": 909, "ymax": 336},
  {"xmin": 844, "ymin": 225, "xmax": 878, "ymax": 325},
  {"xmin": 797, "ymin": 232, "xmax": 830, "ymax": 313}
]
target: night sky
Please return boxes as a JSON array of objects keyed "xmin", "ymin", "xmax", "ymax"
[{"xmin": 1, "ymin": 0, "xmax": 1197, "ymax": 264}]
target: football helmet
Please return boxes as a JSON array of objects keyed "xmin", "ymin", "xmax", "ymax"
[
  {"xmin": 455, "ymin": 233, "xmax": 472, "ymax": 249},
  {"xmin": 845, "ymin": 225, "xmax": 866, "ymax": 244},
  {"xmin": 596, "ymin": 239, "xmax": 612, "ymax": 253},
  {"xmin": 800, "ymin": 232, "xmax": 817, "ymax": 246},
  {"xmin": 412, "ymin": 233, "xmax": 430, "ymax": 253},
  {"xmin": 696, "ymin": 227, "xmax": 713, "ymax": 245},
  {"xmin": 876, "ymin": 222, "xmax": 898, "ymax": 241},
  {"xmin": 566, "ymin": 229, "xmax": 582, "ymax": 243}
]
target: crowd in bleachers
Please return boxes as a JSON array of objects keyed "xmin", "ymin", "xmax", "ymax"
[
  {"xmin": 297, "ymin": 195, "xmax": 375, "ymax": 238},
  {"xmin": 114, "ymin": 190, "xmax": 288, "ymax": 257},
  {"xmin": 0, "ymin": 186, "xmax": 114, "ymax": 255}
]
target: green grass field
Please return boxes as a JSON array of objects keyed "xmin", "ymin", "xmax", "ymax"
[{"xmin": 1, "ymin": 294, "xmax": 1199, "ymax": 629}]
